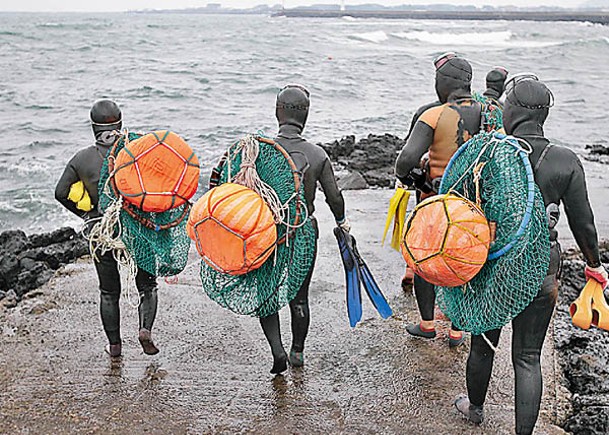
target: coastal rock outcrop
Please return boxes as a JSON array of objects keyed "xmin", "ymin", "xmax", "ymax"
[
  {"xmin": 584, "ymin": 143, "xmax": 609, "ymax": 164},
  {"xmin": 320, "ymin": 134, "xmax": 405, "ymax": 188},
  {"xmin": 555, "ymin": 242, "xmax": 609, "ymax": 433},
  {"xmin": 0, "ymin": 227, "xmax": 88, "ymax": 303}
]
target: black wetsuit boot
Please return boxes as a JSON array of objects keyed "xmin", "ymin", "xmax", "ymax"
[
  {"xmin": 466, "ymin": 268, "xmax": 558, "ymax": 434},
  {"xmin": 260, "ymin": 314, "xmax": 288, "ymax": 374},
  {"xmin": 95, "ymin": 252, "xmax": 122, "ymax": 348},
  {"xmin": 136, "ymin": 270, "xmax": 159, "ymax": 355}
]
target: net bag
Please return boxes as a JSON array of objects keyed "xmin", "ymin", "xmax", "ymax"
[
  {"xmin": 96, "ymin": 130, "xmax": 199, "ymax": 277},
  {"xmin": 198, "ymin": 134, "xmax": 316, "ymax": 318},
  {"xmin": 187, "ymin": 183, "xmax": 277, "ymax": 275},
  {"xmin": 401, "ymin": 193, "xmax": 491, "ymax": 287},
  {"xmin": 435, "ymin": 132, "xmax": 550, "ymax": 335},
  {"xmin": 473, "ymin": 91, "xmax": 504, "ymax": 132}
]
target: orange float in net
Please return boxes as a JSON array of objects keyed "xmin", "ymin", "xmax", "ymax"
[
  {"xmin": 187, "ymin": 183, "xmax": 277, "ymax": 276},
  {"xmin": 401, "ymin": 193, "xmax": 491, "ymax": 287},
  {"xmin": 113, "ymin": 130, "xmax": 200, "ymax": 213}
]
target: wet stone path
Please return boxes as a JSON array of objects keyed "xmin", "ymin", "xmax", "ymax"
[{"xmin": 0, "ymin": 191, "xmax": 567, "ymax": 434}]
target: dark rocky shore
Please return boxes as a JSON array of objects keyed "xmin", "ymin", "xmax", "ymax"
[
  {"xmin": 319, "ymin": 133, "xmax": 405, "ymax": 189},
  {"xmin": 0, "ymin": 227, "xmax": 87, "ymax": 308},
  {"xmin": 555, "ymin": 243, "xmax": 609, "ymax": 434}
]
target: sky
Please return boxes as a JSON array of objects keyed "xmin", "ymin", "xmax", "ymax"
[{"xmin": 0, "ymin": 0, "xmax": 587, "ymax": 13}]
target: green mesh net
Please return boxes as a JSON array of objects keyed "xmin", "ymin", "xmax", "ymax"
[
  {"xmin": 473, "ymin": 91, "xmax": 503, "ymax": 132},
  {"xmin": 98, "ymin": 132, "xmax": 191, "ymax": 277},
  {"xmin": 436, "ymin": 132, "xmax": 550, "ymax": 335},
  {"xmin": 200, "ymin": 135, "xmax": 316, "ymax": 318}
]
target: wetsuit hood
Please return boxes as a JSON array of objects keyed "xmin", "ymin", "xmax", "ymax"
[
  {"xmin": 276, "ymin": 86, "xmax": 310, "ymax": 132},
  {"xmin": 483, "ymin": 67, "xmax": 508, "ymax": 100},
  {"xmin": 90, "ymin": 99, "xmax": 122, "ymax": 146},
  {"xmin": 503, "ymin": 78, "xmax": 552, "ymax": 137},
  {"xmin": 435, "ymin": 57, "xmax": 472, "ymax": 103}
]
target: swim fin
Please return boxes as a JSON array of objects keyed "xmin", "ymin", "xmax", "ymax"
[
  {"xmin": 351, "ymin": 236, "xmax": 393, "ymax": 319},
  {"xmin": 334, "ymin": 227, "xmax": 362, "ymax": 328},
  {"xmin": 381, "ymin": 188, "xmax": 410, "ymax": 251}
]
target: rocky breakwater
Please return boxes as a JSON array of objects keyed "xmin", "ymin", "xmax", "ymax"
[
  {"xmin": 584, "ymin": 143, "xmax": 609, "ymax": 164},
  {"xmin": 555, "ymin": 242, "xmax": 609, "ymax": 434},
  {"xmin": 319, "ymin": 133, "xmax": 405, "ymax": 189},
  {"xmin": 0, "ymin": 227, "xmax": 88, "ymax": 308}
]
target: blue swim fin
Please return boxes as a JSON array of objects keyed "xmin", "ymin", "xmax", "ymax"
[
  {"xmin": 351, "ymin": 236, "xmax": 393, "ymax": 319},
  {"xmin": 334, "ymin": 227, "xmax": 362, "ymax": 328}
]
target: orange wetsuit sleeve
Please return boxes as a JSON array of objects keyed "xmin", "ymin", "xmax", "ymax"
[{"xmin": 418, "ymin": 105, "xmax": 444, "ymax": 130}]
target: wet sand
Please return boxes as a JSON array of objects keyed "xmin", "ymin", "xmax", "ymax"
[{"xmin": 4, "ymin": 189, "xmax": 596, "ymax": 433}]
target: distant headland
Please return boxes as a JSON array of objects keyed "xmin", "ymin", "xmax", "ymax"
[
  {"xmin": 274, "ymin": 9, "xmax": 609, "ymax": 24},
  {"xmin": 133, "ymin": 2, "xmax": 609, "ymax": 24}
]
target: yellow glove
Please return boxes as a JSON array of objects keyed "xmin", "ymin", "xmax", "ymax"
[{"xmin": 68, "ymin": 181, "xmax": 93, "ymax": 212}]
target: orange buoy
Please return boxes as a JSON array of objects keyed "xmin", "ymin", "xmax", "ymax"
[
  {"xmin": 401, "ymin": 193, "xmax": 491, "ymax": 287},
  {"xmin": 113, "ymin": 130, "xmax": 199, "ymax": 212},
  {"xmin": 187, "ymin": 183, "xmax": 277, "ymax": 275}
]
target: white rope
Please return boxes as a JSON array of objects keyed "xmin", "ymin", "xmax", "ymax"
[
  {"xmin": 482, "ymin": 332, "xmax": 498, "ymax": 353},
  {"xmin": 215, "ymin": 134, "xmax": 311, "ymax": 251},
  {"xmin": 85, "ymin": 135, "xmax": 141, "ymax": 310},
  {"xmin": 233, "ymin": 135, "xmax": 286, "ymax": 224}
]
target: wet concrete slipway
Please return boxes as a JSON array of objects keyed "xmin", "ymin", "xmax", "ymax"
[{"xmin": 0, "ymin": 190, "xmax": 571, "ymax": 434}]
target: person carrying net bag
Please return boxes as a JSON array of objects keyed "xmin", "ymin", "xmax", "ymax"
[
  {"xmin": 451, "ymin": 74, "xmax": 607, "ymax": 435},
  {"xmin": 188, "ymin": 85, "xmax": 348, "ymax": 375}
]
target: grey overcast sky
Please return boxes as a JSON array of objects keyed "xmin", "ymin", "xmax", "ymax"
[{"xmin": 0, "ymin": 1, "xmax": 587, "ymax": 12}]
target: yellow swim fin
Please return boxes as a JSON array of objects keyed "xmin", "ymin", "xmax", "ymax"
[
  {"xmin": 382, "ymin": 188, "xmax": 411, "ymax": 251},
  {"xmin": 570, "ymin": 279, "xmax": 596, "ymax": 330},
  {"xmin": 68, "ymin": 181, "xmax": 93, "ymax": 212}
]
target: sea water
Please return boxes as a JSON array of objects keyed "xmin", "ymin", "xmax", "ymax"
[{"xmin": 0, "ymin": 12, "xmax": 608, "ymax": 232}]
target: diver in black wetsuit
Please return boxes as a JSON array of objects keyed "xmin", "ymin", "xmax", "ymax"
[
  {"xmin": 454, "ymin": 75, "xmax": 608, "ymax": 435},
  {"xmin": 482, "ymin": 66, "xmax": 509, "ymax": 108},
  {"xmin": 395, "ymin": 53, "xmax": 485, "ymax": 347},
  {"xmin": 259, "ymin": 85, "xmax": 348, "ymax": 374},
  {"xmin": 55, "ymin": 100, "xmax": 160, "ymax": 358}
]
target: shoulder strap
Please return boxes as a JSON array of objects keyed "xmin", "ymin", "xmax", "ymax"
[
  {"xmin": 534, "ymin": 144, "xmax": 554, "ymax": 172},
  {"xmin": 479, "ymin": 101, "xmax": 489, "ymax": 133}
]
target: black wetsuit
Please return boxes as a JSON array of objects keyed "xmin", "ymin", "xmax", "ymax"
[
  {"xmin": 482, "ymin": 88, "xmax": 503, "ymax": 109},
  {"xmin": 55, "ymin": 142, "xmax": 158, "ymax": 346},
  {"xmin": 396, "ymin": 91, "xmax": 483, "ymax": 330},
  {"xmin": 259, "ymin": 123, "xmax": 345, "ymax": 369},
  {"xmin": 466, "ymin": 135, "xmax": 600, "ymax": 435}
]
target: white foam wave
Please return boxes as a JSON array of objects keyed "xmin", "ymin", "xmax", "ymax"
[
  {"xmin": 341, "ymin": 16, "xmax": 358, "ymax": 22},
  {"xmin": 2, "ymin": 161, "xmax": 50, "ymax": 176},
  {"xmin": 392, "ymin": 30, "xmax": 512, "ymax": 46},
  {"xmin": 350, "ymin": 31, "xmax": 389, "ymax": 44}
]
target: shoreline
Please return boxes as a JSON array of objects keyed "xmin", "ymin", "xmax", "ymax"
[{"xmin": 274, "ymin": 9, "xmax": 609, "ymax": 24}]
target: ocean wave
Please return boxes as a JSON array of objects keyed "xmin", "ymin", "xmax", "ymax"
[
  {"xmin": 0, "ymin": 160, "xmax": 51, "ymax": 176},
  {"xmin": 124, "ymin": 85, "xmax": 188, "ymax": 100},
  {"xmin": 36, "ymin": 22, "xmax": 64, "ymax": 28},
  {"xmin": 27, "ymin": 140, "xmax": 60, "ymax": 149},
  {"xmin": 0, "ymin": 30, "xmax": 23, "ymax": 37},
  {"xmin": 392, "ymin": 30, "xmax": 512, "ymax": 46},
  {"xmin": 349, "ymin": 31, "xmax": 389, "ymax": 44}
]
